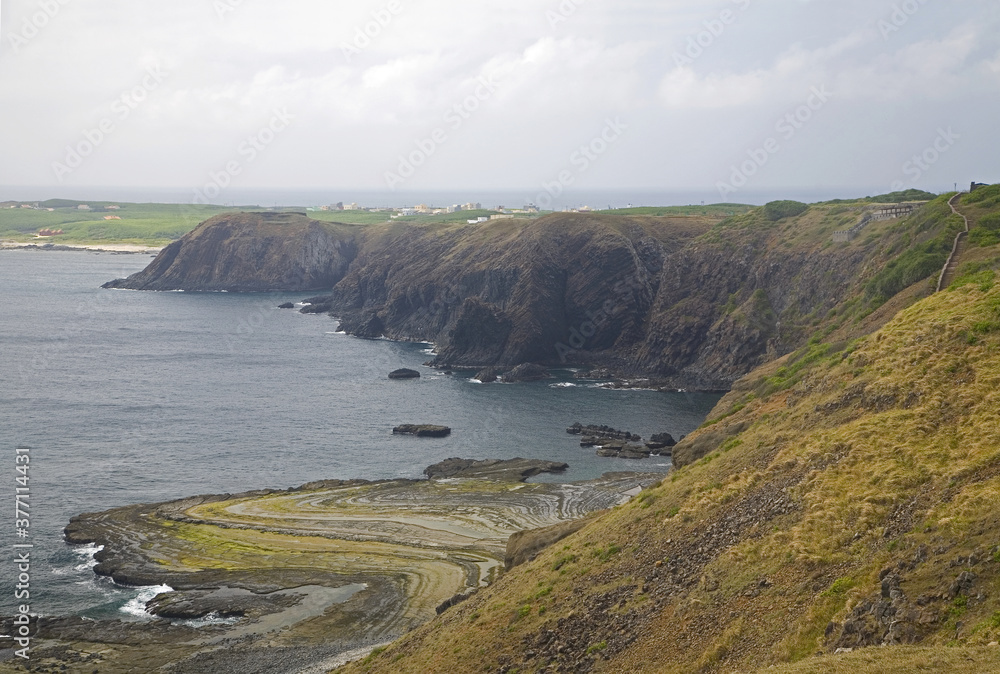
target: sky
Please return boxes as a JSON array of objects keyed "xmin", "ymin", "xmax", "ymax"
[{"xmin": 0, "ymin": 0, "xmax": 998, "ymax": 203}]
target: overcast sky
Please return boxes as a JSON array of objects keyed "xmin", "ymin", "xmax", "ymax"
[{"xmin": 1, "ymin": 0, "xmax": 998, "ymax": 201}]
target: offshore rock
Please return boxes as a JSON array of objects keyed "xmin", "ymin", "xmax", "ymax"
[
  {"xmin": 646, "ymin": 432, "xmax": 678, "ymax": 451},
  {"xmin": 393, "ymin": 424, "xmax": 452, "ymax": 438},
  {"xmin": 389, "ymin": 368, "xmax": 421, "ymax": 380},
  {"xmin": 567, "ymin": 423, "xmax": 641, "ymax": 442}
]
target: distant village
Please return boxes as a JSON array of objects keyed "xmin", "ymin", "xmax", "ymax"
[
  {"xmin": 311, "ymin": 201, "xmax": 547, "ymax": 224},
  {"xmin": 2, "ymin": 199, "xmax": 610, "ymax": 239}
]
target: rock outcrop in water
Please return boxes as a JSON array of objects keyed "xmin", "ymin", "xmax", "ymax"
[
  {"xmin": 393, "ymin": 424, "xmax": 451, "ymax": 438},
  {"xmin": 102, "ymin": 212, "xmax": 357, "ymax": 292}
]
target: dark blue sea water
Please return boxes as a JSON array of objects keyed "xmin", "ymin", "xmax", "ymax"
[{"xmin": 0, "ymin": 250, "xmax": 720, "ymax": 620}]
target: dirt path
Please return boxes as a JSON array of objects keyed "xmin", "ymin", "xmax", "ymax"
[{"xmin": 937, "ymin": 193, "xmax": 970, "ymax": 291}]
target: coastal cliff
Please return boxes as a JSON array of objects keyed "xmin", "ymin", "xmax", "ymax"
[
  {"xmin": 318, "ymin": 200, "xmax": 959, "ymax": 389},
  {"xmin": 325, "ymin": 213, "xmax": 709, "ymax": 370},
  {"xmin": 103, "ymin": 197, "xmax": 962, "ymax": 389},
  {"xmin": 342, "ymin": 202, "xmax": 1000, "ymax": 673},
  {"xmin": 102, "ymin": 212, "xmax": 357, "ymax": 292}
]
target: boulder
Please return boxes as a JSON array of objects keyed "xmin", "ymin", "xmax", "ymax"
[
  {"xmin": 475, "ymin": 368, "xmax": 500, "ymax": 384},
  {"xmin": 393, "ymin": 425, "xmax": 451, "ymax": 438},
  {"xmin": 647, "ymin": 432, "xmax": 677, "ymax": 450},
  {"xmin": 389, "ymin": 368, "xmax": 421, "ymax": 380},
  {"xmin": 278, "ymin": 302, "xmax": 296, "ymax": 309},
  {"xmin": 501, "ymin": 363, "xmax": 550, "ymax": 383},
  {"xmin": 566, "ymin": 423, "xmax": 641, "ymax": 442}
]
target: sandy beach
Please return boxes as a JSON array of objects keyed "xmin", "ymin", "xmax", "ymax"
[{"xmin": 0, "ymin": 239, "xmax": 162, "ymax": 254}]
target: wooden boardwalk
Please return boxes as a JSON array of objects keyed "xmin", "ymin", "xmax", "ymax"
[{"xmin": 937, "ymin": 193, "xmax": 970, "ymax": 292}]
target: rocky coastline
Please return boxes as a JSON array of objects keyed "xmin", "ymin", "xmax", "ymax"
[
  {"xmin": 98, "ymin": 207, "xmax": 903, "ymax": 392},
  {"xmin": 6, "ymin": 460, "xmax": 660, "ymax": 673}
]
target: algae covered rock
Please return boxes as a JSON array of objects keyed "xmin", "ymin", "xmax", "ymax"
[{"xmin": 393, "ymin": 424, "xmax": 451, "ymax": 438}]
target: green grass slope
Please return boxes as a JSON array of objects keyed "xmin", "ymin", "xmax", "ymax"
[
  {"xmin": 342, "ymin": 240, "xmax": 1000, "ymax": 673},
  {"xmin": 0, "ymin": 203, "xmax": 394, "ymax": 246}
]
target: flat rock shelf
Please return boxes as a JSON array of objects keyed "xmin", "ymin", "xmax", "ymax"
[{"xmin": 47, "ymin": 460, "xmax": 660, "ymax": 673}]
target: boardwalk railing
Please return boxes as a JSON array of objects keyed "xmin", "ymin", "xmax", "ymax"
[
  {"xmin": 833, "ymin": 203, "xmax": 923, "ymax": 243},
  {"xmin": 936, "ymin": 193, "xmax": 970, "ymax": 292}
]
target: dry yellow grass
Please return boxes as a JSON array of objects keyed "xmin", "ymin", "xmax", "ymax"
[
  {"xmin": 344, "ymin": 270, "xmax": 1000, "ymax": 673},
  {"xmin": 762, "ymin": 645, "xmax": 1000, "ymax": 673}
]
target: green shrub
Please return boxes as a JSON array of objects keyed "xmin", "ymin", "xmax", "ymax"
[
  {"xmin": 763, "ymin": 200, "xmax": 809, "ymax": 221},
  {"xmin": 970, "ymin": 229, "xmax": 1000, "ymax": 247},
  {"xmin": 866, "ymin": 189, "xmax": 937, "ymax": 203},
  {"xmin": 821, "ymin": 576, "xmax": 855, "ymax": 597},
  {"xmin": 593, "ymin": 544, "xmax": 621, "ymax": 563},
  {"xmin": 552, "ymin": 553, "xmax": 578, "ymax": 571}
]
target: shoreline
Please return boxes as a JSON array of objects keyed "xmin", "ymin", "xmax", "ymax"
[
  {"xmin": 9, "ymin": 460, "xmax": 660, "ymax": 672},
  {"xmin": 0, "ymin": 240, "xmax": 163, "ymax": 254}
]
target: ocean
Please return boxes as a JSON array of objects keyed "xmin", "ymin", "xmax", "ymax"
[
  {"xmin": 0, "ymin": 250, "xmax": 720, "ymax": 620},
  {"xmin": 0, "ymin": 186, "xmax": 874, "ymax": 210}
]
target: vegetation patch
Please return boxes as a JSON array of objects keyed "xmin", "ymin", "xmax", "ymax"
[
  {"xmin": 970, "ymin": 213, "xmax": 1000, "ymax": 248},
  {"xmin": 764, "ymin": 200, "xmax": 809, "ymax": 221},
  {"xmin": 863, "ymin": 197, "xmax": 963, "ymax": 306}
]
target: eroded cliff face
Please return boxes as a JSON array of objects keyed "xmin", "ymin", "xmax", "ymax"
[
  {"xmin": 628, "ymin": 230, "xmax": 873, "ymax": 388},
  {"xmin": 326, "ymin": 214, "xmax": 705, "ymax": 369},
  {"xmin": 103, "ymin": 212, "xmax": 357, "ymax": 292},
  {"xmin": 104, "ymin": 203, "xmax": 952, "ymax": 390},
  {"xmin": 319, "ymin": 209, "xmax": 928, "ymax": 389}
]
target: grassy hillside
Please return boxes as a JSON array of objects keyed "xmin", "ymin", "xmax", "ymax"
[
  {"xmin": 0, "ymin": 203, "xmax": 393, "ymax": 246},
  {"xmin": 623, "ymin": 194, "xmax": 961, "ymax": 387},
  {"xmin": 596, "ymin": 204, "xmax": 754, "ymax": 217},
  {"xmin": 0, "ymin": 202, "xmax": 231, "ymax": 245},
  {"xmin": 344, "ymin": 204, "xmax": 1000, "ymax": 672}
]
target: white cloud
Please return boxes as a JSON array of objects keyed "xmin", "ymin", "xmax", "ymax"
[
  {"xmin": 0, "ymin": 0, "xmax": 998, "ymax": 192},
  {"xmin": 659, "ymin": 68, "xmax": 767, "ymax": 109}
]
